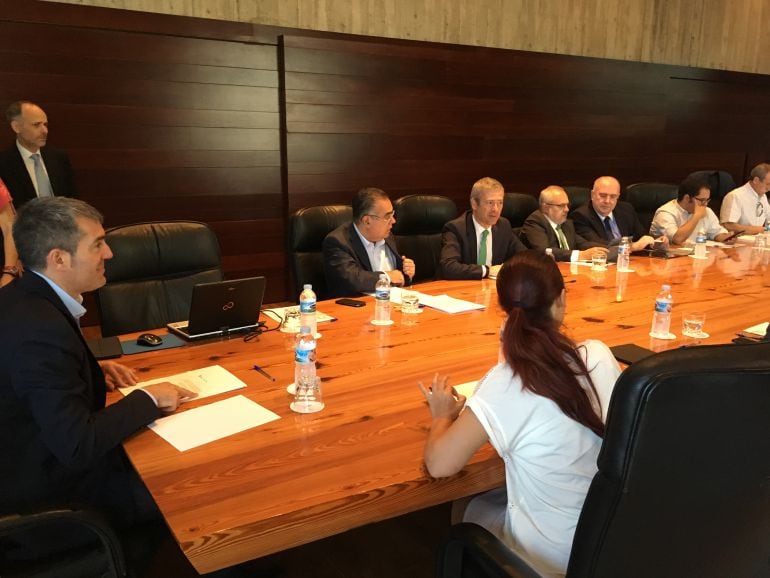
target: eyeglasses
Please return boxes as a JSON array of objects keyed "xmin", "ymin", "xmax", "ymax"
[
  {"xmin": 367, "ymin": 211, "xmax": 395, "ymax": 222},
  {"xmin": 544, "ymin": 202, "xmax": 570, "ymax": 210},
  {"xmin": 757, "ymin": 202, "xmax": 765, "ymax": 218},
  {"xmin": 693, "ymin": 197, "xmax": 710, "ymax": 206}
]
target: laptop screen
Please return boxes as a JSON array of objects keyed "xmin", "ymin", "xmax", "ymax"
[{"xmin": 169, "ymin": 276, "xmax": 266, "ymax": 339}]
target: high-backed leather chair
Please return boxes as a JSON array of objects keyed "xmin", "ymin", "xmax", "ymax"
[
  {"xmin": 288, "ymin": 205, "xmax": 352, "ymax": 300},
  {"xmin": 564, "ymin": 186, "xmax": 590, "ymax": 211},
  {"xmin": 625, "ymin": 182, "xmax": 678, "ymax": 233},
  {"xmin": 437, "ymin": 341, "xmax": 770, "ymax": 578},
  {"xmin": 501, "ymin": 193, "xmax": 538, "ymax": 233},
  {"xmin": 0, "ymin": 508, "xmax": 127, "ymax": 577},
  {"xmin": 687, "ymin": 170, "xmax": 736, "ymax": 218},
  {"xmin": 392, "ymin": 194, "xmax": 457, "ymax": 282},
  {"xmin": 97, "ymin": 221, "xmax": 223, "ymax": 336}
]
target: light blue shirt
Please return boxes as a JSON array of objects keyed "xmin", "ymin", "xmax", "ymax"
[
  {"xmin": 31, "ymin": 270, "xmax": 86, "ymax": 324},
  {"xmin": 353, "ymin": 223, "xmax": 396, "ymax": 272}
]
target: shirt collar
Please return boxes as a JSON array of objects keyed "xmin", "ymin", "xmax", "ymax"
[
  {"xmin": 593, "ymin": 206, "xmax": 613, "ymax": 221},
  {"xmin": 16, "ymin": 141, "xmax": 39, "ymax": 160},
  {"xmin": 544, "ymin": 214, "xmax": 561, "ymax": 230},
  {"xmin": 471, "ymin": 214, "xmax": 489, "ymax": 236},
  {"xmin": 31, "ymin": 270, "xmax": 87, "ymax": 321}
]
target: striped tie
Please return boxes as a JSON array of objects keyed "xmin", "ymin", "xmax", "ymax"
[
  {"xmin": 478, "ymin": 229, "xmax": 489, "ymax": 265},
  {"xmin": 31, "ymin": 153, "xmax": 53, "ymax": 197},
  {"xmin": 556, "ymin": 224, "xmax": 569, "ymax": 250}
]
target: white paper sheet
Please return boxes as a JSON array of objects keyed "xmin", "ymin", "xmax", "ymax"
[
  {"xmin": 120, "ymin": 364, "xmax": 246, "ymax": 401},
  {"xmin": 743, "ymin": 322, "xmax": 769, "ymax": 337},
  {"xmin": 453, "ymin": 380, "xmax": 478, "ymax": 400},
  {"xmin": 149, "ymin": 395, "xmax": 280, "ymax": 451},
  {"xmin": 388, "ymin": 287, "xmax": 483, "ymax": 313}
]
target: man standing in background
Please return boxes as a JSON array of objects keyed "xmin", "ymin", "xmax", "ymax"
[{"xmin": 0, "ymin": 100, "xmax": 77, "ymax": 208}]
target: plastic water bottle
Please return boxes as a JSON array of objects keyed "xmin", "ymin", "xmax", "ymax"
[
  {"xmin": 617, "ymin": 236, "xmax": 631, "ymax": 271},
  {"xmin": 374, "ymin": 273, "xmax": 391, "ymax": 323},
  {"xmin": 764, "ymin": 222, "xmax": 770, "ymax": 247},
  {"xmin": 694, "ymin": 230, "xmax": 707, "ymax": 259},
  {"xmin": 545, "ymin": 247, "xmax": 554, "ymax": 260},
  {"xmin": 650, "ymin": 284, "xmax": 673, "ymax": 338},
  {"xmin": 294, "ymin": 326, "xmax": 316, "ymax": 386},
  {"xmin": 299, "ymin": 284, "xmax": 317, "ymax": 336}
]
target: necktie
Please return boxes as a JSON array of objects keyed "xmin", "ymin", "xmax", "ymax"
[
  {"xmin": 603, "ymin": 216, "xmax": 614, "ymax": 240},
  {"xmin": 478, "ymin": 229, "xmax": 489, "ymax": 265},
  {"xmin": 31, "ymin": 153, "xmax": 53, "ymax": 197},
  {"xmin": 556, "ymin": 224, "xmax": 569, "ymax": 250}
]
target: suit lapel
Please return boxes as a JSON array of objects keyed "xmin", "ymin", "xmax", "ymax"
[{"xmin": 346, "ymin": 224, "xmax": 374, "ymax": 271}]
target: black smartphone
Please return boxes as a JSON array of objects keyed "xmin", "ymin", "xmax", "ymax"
[
  {"xmin": 335, "ymin": 298, "xmax": 366, "ymax": 307},
  {"xmin": 723, "ymin": 230, "xmax": 743, "ymax": 243}
]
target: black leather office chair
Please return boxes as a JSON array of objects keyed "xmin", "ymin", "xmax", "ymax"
[
  {"xmin": 564, "ymin": 186, "xmax": 590, "ymax": 211},
  {"xmin": 97, "ymin": 221, "xmax": 223, "ymax": 336},
  {"xmin": 501, "ymin": 193, "xmax": 538, "ymax": 233},
  {"xmin": 288, "ymin": 205, "xmax": 352, "ymax": 300},
  {"xmin": 624, "ymin": 182, "xmax": 678, "ymax": 233},
  {"xmin": 0, "ymin": 508, "xmax": 127, "ymax": 577},
  {"xmin": 438, "ymin": 341, "xmax": 770, "ymax": 578},
  {"xmin": 392, "ymin": 194, "xmax": 457, "ymax": 282},
  {"xmin": 687, "ymin": 170, "xmax": 736, "ymax": 218}
]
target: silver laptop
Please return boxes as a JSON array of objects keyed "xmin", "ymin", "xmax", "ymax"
[{"xmin": 167, "ymin": 277, "xmax": 266, "ymax": 341}]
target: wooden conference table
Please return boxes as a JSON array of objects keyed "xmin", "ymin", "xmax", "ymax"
[{"xmin": 117, "ymin": 244, "xmax": 769, "ymax": 573}]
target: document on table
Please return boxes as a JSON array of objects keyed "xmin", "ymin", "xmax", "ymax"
[
  {"xmin": 742, "ymin": 322, "xmax": 769, "ymax": 337},
  {"xmin": 388, "ymin": 287, "xmax": 484, "ymax": 313},
  {"xmin": 149, "ymin": 395, "xmax": 280, "ymax": 451},
  {"xmin": 119, "ymin": 364, "xmax": 247, "ymax": 401},
  {"xmin": 453, "ymin": 380, "xmax": 478, "ymax": 400}
]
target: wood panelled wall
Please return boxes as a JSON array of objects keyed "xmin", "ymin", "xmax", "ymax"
[
  {"xmin": 283, "ymin": 34, "xmax": 770, "ymax": 214},
  {"xmin": 50, "ymin": 0, "xmax": 770, "ymax": 76},
  {"xmin": 3, "ymin": 0, "xmax": 770, "ymax": 311},
  {"xmin": 0, "ymin": 0, "xmax": 286, "ymax": 307}
]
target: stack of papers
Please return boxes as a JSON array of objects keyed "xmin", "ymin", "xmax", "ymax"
[
  {"xmin": 742, "ymin": 322, "xmax": 769, "ymax": 338},
  {"xmin": 389, "ymin": 287, "xmax": 484, "ymax": 314},
  {"xmin": 120, "ymin": 364, "xmax": 247, "ymax": 401}
]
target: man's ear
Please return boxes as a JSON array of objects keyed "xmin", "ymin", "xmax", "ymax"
[
  {"xmin": 10, "ymin": 119, "xmax": 21, "ymax": 136},
  {"xmin": 46, "ymin": 248, "xmax": 70, "ymax": 271}
]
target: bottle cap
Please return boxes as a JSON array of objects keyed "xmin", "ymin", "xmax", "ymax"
[
  {"xmin": 662, "ymin": 284, "xmax": 671, "ymax": 290},
  {"xmin": 303, "ymin": 284, "xmax": 312, "ymax": 290}
]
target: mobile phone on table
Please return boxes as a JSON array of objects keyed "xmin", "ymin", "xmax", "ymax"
[
  {"xmin": 723, "ymin": 230, "xmax": 743, "ymax": 243},
  {"xmin": 335, "ymin": 298, "xmax": 366, "ymax": 307}
]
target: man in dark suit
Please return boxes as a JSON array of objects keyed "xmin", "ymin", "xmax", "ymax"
[
  {"xmin": 0, "ymin": 197, "xmax": 192, "ymax": 528},
  {"xmin": 323, "ymin": 187, "xmax": 416, "ymax": 298},
  {"xmin": 0, "ymin": 101, "xmax": 77, "ymax": 208},
  {"xmin": 439, "ymin": 176, "xmax": 526, "ymax": 279},
  {"xmin": 572, "ymin": 176, "xmax": 656, "ymax": 251},
  {"xmin": 521, "ymin": 185, "xmax": 608, "ymax": 262}
]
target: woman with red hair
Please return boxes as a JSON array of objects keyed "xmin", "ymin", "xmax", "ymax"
[
  {"xmin": 0, "ymin": 178, "xmax": 19, "ymax": 287},
  {"xmin": 420, "ymin": 250, "xmax": 621, "ymax": 576}
]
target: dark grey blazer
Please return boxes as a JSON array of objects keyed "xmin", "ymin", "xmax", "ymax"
[
  {"xmin": 0, "ymin": 144, "xmax": 77, "ymax": 208},
  {"xmin": 322, "ymin": 222, "xmax": 410, "ymax": 298},
  {"xmin": 571, "ymin": 201, "xmax": 647, "ymax": 244},
  {"xmin": 521, "ymin": 210, "xmax": 603, "ymax": 261}
]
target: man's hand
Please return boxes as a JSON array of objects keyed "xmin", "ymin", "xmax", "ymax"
[
  {"xmin": 402, "ymin": 256, "xmax": 416, "ymax": 280},
  {"xmin": 142, "ymin": 382, "xmax": 197, "ymax": 413},
  {"xmin": 100, "ymin": 360, "xmax": 137, "ymax": 391},
  {"xmin": 630, "ymin": 235, "xmax": 655, "ymax": 252},
  {"xmin": 387, "ymin": 270, "xmax": 406, "ymax": 286},
  {"xmin": 488, "ymin": 264, "xmax": 502, "ymax": 278},
  {"xmin": 579, "ymin": 246, "xmax": 608, "ymax": 261},
  {"xmin": 692, "ymin": 203, "xmax": 708, "ymax": 221}
]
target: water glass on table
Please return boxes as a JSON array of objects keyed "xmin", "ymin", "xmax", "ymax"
[
  {"xmin": 290, "ymin": 375, "xmax": 324, "ymax": 414},
  {"xmin": 682, "ymin": 312, "xmax": 708, "ymax": 339},
  {"xmin": 591, "ymin": 254, "xmax": 607, "ymax": 270},
  {"xmin": 400, "ymin": 290, "xmax": 421, "ymax": 314}
]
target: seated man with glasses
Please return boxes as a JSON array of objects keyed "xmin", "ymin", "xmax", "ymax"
[
  {"xmin": 521, "ymin": 185, "xmax": 607, "ymax": 262},
  {"xmin": 650, "ymin": 176, "xmax": 731, "ymax": 244},
  {"xmin": 572, "ymin": 176, "xmax": 662, "ymax": 251},
  {"xmin": 720, "ymin": 162, "xmax": 770, "ymax": 235},
  {"xmin": 323, "ymin": 187, "xmax": 416, "ymax": 297},
  {"xmin": 439, "ymin": 177, "xmax": 526, "ymax": 279}
]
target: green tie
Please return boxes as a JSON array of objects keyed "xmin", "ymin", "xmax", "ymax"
[
  {"xmin": 556, "ymin": 224, "xmax": 569, "ymax": 250},
  {"xmin": 478, "ymin": 229, "xmax": 489, "ymax": 265}
]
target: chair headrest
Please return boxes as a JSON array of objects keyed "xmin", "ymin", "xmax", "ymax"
[
  {"xmin": 289, "ymin": 205, "xmax": 352, "ymax": 251},
  {"xmin": 391, "ymin": 195, "xmax": 457, "ymax": 235}
]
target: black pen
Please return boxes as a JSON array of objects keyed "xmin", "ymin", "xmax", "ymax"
[{"xmin": 253, "ymin": 364, "xmax": 276, "ymax": 382}]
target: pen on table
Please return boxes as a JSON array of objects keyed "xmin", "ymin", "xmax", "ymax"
[
  {"xmin": 253, "ymin": 364, "xmax": 276, "ymax": 382},
  {"xmin": 565, "ymin": 279, "xmax": 577, "ymax": 283}
]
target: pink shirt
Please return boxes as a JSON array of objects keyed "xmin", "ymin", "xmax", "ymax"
[{"xmin": 0, "ymin": 178, "xmax": 12, "ymax": 212}]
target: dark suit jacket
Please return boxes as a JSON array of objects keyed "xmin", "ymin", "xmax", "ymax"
[
  {"xmin": 322, "ymin": 222, "xmax": 410, "ymax": 298},
  {"xmin": 0, "ymin": 272, "xmax": 159, "ymax": 521},
  {"xmin": 439, "ymin": 211, "xmax": 526, "ymax": 279},
  {"xmin": 521, "ymin": 210, "xmax": 603, "ymax": 261},
  {"xmin": 571, "ymin": 201, "xmax": 646, "ymax": 244},
  {"xmin": 0, "ymin": 143, "xmax": 77, "ymax": 208}
]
